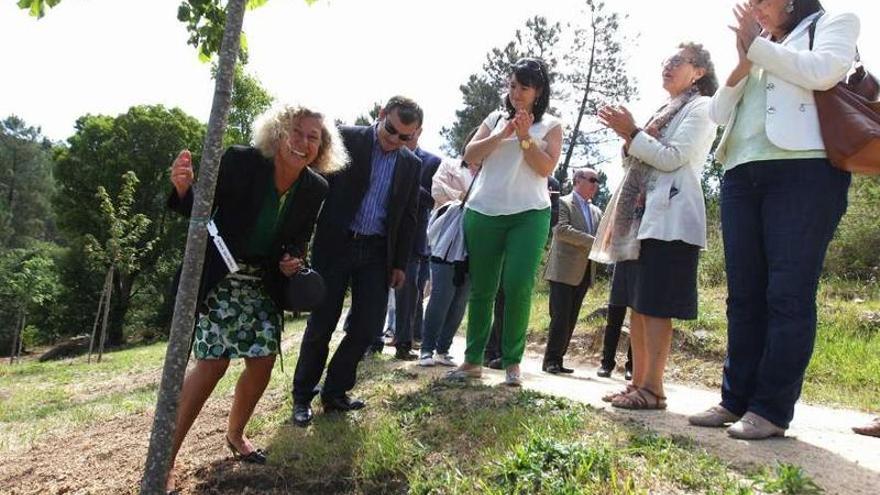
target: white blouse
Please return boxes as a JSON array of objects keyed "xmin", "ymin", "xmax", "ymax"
[{"xmin": 466, "ymin": 110, "xmax": 561, "ymax": 216}]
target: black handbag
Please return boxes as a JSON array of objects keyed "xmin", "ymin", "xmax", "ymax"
[{"xmin": 282, "ymin": 267, "xmax": 326, "ymax": 312}]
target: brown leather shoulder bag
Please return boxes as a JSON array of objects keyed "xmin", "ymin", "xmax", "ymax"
[{"xmin": 809, "ymin": 14, "xmax": 880, "ymax": 175}]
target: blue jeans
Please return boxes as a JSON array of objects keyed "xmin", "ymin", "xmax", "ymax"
[
  {"xmin": 719, "ymin": 159, "xmax": 849, "ymax": 428},
  {"xmin": 394, "ymin": 256, "xmax": 429, "ymax": 350},
  {"xmin": 421, "ymin": 260, "xmax": 470, "ymax": 356}
]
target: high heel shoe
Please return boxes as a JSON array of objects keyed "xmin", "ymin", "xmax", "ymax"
[{"xmin": 225, "ymin": 436, "xmax": 267, "ymax": 464}]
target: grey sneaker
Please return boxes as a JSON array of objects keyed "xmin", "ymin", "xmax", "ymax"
[
  {"xmin": 504, "ymin": 366, "xmax": 522, "ymax": 387},
  {"xmin": 434, "ymin": 353, "xmax": 457, "ymax": 367},
  {"xmin": 418, "ymin": 354, "xmax": 435, "ymax": 367},
  {"xmin": 727, "ymin": 412, "xmax": 785, "ymax": 440},
  {"xmin": 688, "ymin": 405, "xmax": 741, "ymax": 427}
]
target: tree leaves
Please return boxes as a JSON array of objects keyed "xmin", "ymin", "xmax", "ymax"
[{"xmin": 17, "ymin": 0, "xmax": 62, "ymax": 19}]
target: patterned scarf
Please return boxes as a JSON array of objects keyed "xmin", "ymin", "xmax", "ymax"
[{"xmin": 589, "ymin": 86, "xmax": 701, "ymax": 263}]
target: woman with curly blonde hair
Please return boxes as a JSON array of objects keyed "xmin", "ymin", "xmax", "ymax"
[{"xmin": 164, "ymin": 104, "xmax": 347, "ymax": 493}]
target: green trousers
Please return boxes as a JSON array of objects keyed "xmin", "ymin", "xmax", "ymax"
[{"xmin": 463, "ymin": 207, "xmax": 550, "ymax": 367}]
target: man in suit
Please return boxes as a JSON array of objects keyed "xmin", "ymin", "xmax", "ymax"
[
  {"xmin": 392, "ymin": 128, "xmax": 442, "ymax": 360},
  {"xmin": 291, "ymin": 96, "xmax": 423, "ymax": 426},
  {"xmin": 542, "ymin": 168, "xmax": 602, "ymax": 374}
]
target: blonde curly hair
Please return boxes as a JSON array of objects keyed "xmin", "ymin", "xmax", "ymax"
[{"xmin": 253, "ymin": 104, "xmax": 348, "ymax": 174}]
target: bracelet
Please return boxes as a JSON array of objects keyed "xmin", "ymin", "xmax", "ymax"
[{"xmin": 629, "ymin": 128, "xmax": 642, "ymax": 139}]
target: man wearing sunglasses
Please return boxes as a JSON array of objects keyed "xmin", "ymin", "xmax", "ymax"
[
  {"xmin": 542, "ymin": 168, "xmax": 603, "ymax": 374},
  {"xmin": 291, "ymin": 96, "xmax": 423, "ymax": 426}
]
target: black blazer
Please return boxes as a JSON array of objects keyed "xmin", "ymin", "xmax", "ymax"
[
  {"xmin": 168, "ymin": 145, "xmax": 329, "ymax": 309},
  {"xmin": 310, "ymin": 125, "xmax": 421, "ymax": 274}
]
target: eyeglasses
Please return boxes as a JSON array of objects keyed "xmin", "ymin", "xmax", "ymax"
[
  {"xmin": 661, "ymin": 55, "xmax": 696, "ymax": 70},
  {"xmin": 383, "ymin": 119, "xmax": 413, "ymax": 142},
  {"xmin": 587, "ymin": 178, "xmax": 600, "ymax": 184}
]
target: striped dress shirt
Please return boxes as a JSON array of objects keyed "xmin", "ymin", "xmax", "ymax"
[{"xmin": 350, "ymin": 126, "xmax": 398, "ymax": 235}]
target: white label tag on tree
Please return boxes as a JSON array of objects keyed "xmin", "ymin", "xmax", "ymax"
[{"xmin": 206, "ymin": 220, "xmax": 239, "ymax": 274}]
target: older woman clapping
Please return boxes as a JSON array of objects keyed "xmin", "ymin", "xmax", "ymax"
[
  {"xmin": 689, "ymin": 1, "xmax": 859, "ymax": 440},
  {"xmin": 595, "ymin": 43, "xmax": 718, "ymax": 411}
]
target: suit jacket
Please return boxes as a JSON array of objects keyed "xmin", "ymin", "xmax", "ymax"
[
  {"xmin": 711, "ymin": 12, "xmax": 859, "ymax": 160},
  {"xmin": 311, "ymin": 125, "xmax": 421, "ymax": 274},
  {"xmin": 168, "ymin": 145, "xmax": 329, "ymax": 309},
  {"xmin": 544, "ymin": 193, "xmax": 601, "ymax": 287},
  {"xmin": 413, "ymin": 148, "xmax": 442, "ymax": 257}
]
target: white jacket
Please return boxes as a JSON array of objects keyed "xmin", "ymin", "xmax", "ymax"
[
  {"xmin": 628, "ymin": 96, "xmax": 715, "ymax": 248},
  {"xmin": 711, "ymin": 12, "xmax": 860, "ymax": 162}
]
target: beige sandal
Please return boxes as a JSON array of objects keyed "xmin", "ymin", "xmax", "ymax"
[
  {"xmin": 602, "ymin": 384, "xmax": 637, "ymax": 403},
  {"xmin": 611, "ymin": 387, "xmax": 667, "ymax": 410}
]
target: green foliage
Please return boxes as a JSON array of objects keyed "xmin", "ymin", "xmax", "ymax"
[
  {"xmin": 0, "ymin": 116, "xmax": 56, "ymax": 248},
  {"xmin": 221, "ymin": 64, "xmax": 275, "ymax": 146},
  {"xmin": 176, "ymin": 0, "xmax": 319, "ymax": 62},
  {"xmin": 16, "ymin": 0, "xmax": 61, "ymax": 18},
  {"xmin": 441, "ymin": 16, "xmax": 561, "ymax": 157},
  {"xmin": 83, "ymin": 171, "xmax": 156, "ymax": 274},
  {"xmin": 354, "ymin": 102, "xmax": 383, "ymax": 127},
  {"xmin": 0, "ymin": 245, "xmax": 61, "ymax": 354},
  {"xmin": 825, "ymin": 175, "xmax": 880, "ymax": 280},
  {"xmin": 558, "ymin": 0, "xmax": 638, "ymax": 179},
  {"xmin": 52, "ymin": 105, "xmax": 204, "ymax": 344},
  {"xmin": 753, "ymin": 463, "xmax": 824, "ymax": 495}
]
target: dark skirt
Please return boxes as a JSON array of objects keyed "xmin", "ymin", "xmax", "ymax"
[{"xmin": 610, "ymin": 239, "xmax": 699, "ymax": 320}]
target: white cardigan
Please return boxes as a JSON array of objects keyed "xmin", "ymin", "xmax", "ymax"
[
  {"xmin": 627, "ymin": 96, "xmax": 715, "ymax": 248},
  {"xmin": 711, "ymin": 12, "xmax": 860, "ymax": 163}
]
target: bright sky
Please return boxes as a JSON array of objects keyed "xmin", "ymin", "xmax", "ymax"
[{"xmin": 2, "ymin": 0, "xmax": 878, "ymax": 182}]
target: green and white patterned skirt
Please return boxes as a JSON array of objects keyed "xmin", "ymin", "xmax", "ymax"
[{"xmin": 193, "ymin": 264, "xmax": 282, "ymax": 360}]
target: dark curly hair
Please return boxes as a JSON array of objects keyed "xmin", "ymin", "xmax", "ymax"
[
  {"xmin": 504, "ymin": 57, "xmax": 551, "ymax": 123},
  {"xmin": 781, "ymin": 0, "xmax": 825, "ymax": 37},
  {"xmin": 679, "ymin": 42, "xmax": 719, "ymax": 97}
]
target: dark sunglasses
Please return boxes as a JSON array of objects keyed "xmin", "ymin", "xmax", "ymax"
[
  {"xmin": 383, "ymin": 119, "xmax": 413, "ymax": 142},
  {"xmin": 587, "ymin": 177, "xmax": 600, "ymax": 184}
]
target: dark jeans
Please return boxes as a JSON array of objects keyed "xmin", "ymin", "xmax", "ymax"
[
  {"xmin": 421, "ymin": 260, "xmax": 470, "ymax": 356},
  {"xmin": 600, "ymin": 304, "xmax": 633, "ymax": 372},
  {"xmin": 292, "ymin": 236, "xmax": 389, "ymax": 403},
  {"xmin": 484, "ymin": 288, "xmax": 505, "ymax": 362},
  {"xmin": 543, "ymin": 265, "xmax": 592, "ymax": 366},
  {"xmin": 394, "ymin": 256, "xmax": 429, "ymax": 351},
  {"xmin": 719, "ymin": 159, "xmax": 849, "ymax": 428}
]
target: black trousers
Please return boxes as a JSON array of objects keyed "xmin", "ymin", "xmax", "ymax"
[
  {"xmin": 600, "ymin": 303, "xmax": 632, "ymax": 371},
  {"xmin": 292, "ymin": 236, "xmax": 388, "ymax": 403},
  {"xmin": 543, "ymin": 263, "xmax": 591, "ymax": 366}
]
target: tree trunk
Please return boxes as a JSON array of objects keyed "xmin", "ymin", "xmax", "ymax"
[
  {"xmin": 97, "ymin": 266, "xmax": 115, "ymax": 363},
  {"xmin": 106, "ymin": 270, "xmax": 133, "ymax": 347},
  {"xmin": 558, "ymin": 6, "xmax": 598, "ymax": 182},
  {"xmin": 88, "ymin": 267, "xmax": 111, "ymax": 364},
  {"xmin": 140, "ymin": 1, "xmax": 246, "ymax": 493},
  {"xmin": 16, "ymin": 312, "xmax": 25, "ymax": 360},
  {"xmin": 9, "ymin": 310, "xmax": 24, "ymax": 364}
]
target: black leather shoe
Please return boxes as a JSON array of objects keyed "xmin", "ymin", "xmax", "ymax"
[
  {"xmin": 558, "ymin": 365, "xmax": 575, "ymax": 374},
  {"xmin": 624, "ymin": 369, "xmax": 633, "ymax": 381},
  {"xmin": 394, "ymin": 348, "xmax": 418, "ymax": 361},
  {"xmin": 543, "ymin": 363, "xmax": 562, "ymax": 374},
  {"xmin": 486, "ymin": 358, "xmax": 503, "ymax": 370},
  {"xmin": 596, "ymin": 367, "xmax": 613, "ymax": 378},
  {"xmin": 225, "ymin": 436, "xmax": 267, "ymax": 464},
  {"xmin": 292, "ymin": 403, "xmax": 313, "ymax": 427},
  {"xmin": 322, "ymin": 394, "xmax": 366, "ymax": 413}
]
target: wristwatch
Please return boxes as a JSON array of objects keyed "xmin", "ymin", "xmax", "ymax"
[{"xmin": 519, "ymin": 137, "xmax": 532, "ymax": 150}]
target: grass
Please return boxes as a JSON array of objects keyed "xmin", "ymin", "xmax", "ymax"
[
  {"xmin": 1, "ymin": 323, "xmax": 831, "ymax": 494},
  {"xmin": 265, "ymin": 358, "xmax": 760, "ymax": 494}
]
